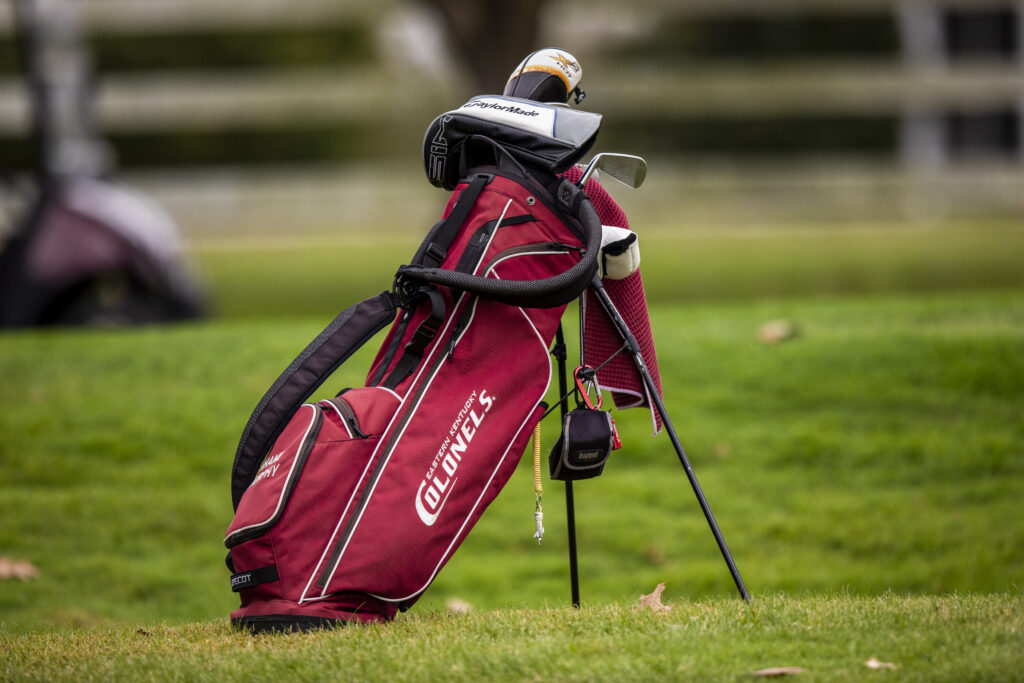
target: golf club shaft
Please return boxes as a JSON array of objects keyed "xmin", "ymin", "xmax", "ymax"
[{"xmin": 589, "ymin": 277, "xmax": 751, "ymax": 603}]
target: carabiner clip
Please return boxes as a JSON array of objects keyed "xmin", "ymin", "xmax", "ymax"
[{"xmin": 573, "ymin": 365, "xmax": 603, "ymax": 410}]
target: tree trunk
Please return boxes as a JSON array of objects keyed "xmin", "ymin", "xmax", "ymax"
[{"xmin": 419, "ymin": 0, "xmax": 549, "ymax": 93}]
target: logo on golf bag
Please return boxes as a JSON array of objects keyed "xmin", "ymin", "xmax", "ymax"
[
  {"xmin": 428, "ymin": 115, "xmax": 452, "ymax": 185},
  {"xmin": 231, "ymin": 572, "xmax": 254, "ymax": 589},
  {"xmin": 415, "ymin": 389, "xmax": 495, "ymax": 526},
  {"xmin": 252, "ymin": 450, "xmax": 285, "ymax": 485},
  {"xmin": 462, "ymin": 100, "xmax": 541, "ymax": 117}
]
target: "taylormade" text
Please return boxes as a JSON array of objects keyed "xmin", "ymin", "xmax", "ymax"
[{"xmin": 463, "ymin": 101, "xmax": 540, "ymax": 117}]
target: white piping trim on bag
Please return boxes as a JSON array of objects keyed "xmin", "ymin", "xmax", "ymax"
[{"xmin": 375, "ymin": 386, "xmax": 403, "ymax": 402}]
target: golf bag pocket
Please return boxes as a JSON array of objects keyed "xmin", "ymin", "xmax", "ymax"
[
  {"xmin": 224, "ymin": 387, "xmax": 401, "ymax": 615},
  {"xmin": 549, "ymin": 408, "xmax": 616, "ymax": 481}
]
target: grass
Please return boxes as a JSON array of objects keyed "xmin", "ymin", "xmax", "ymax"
[
  {"xmin": 2, "ymin": 594, "xmax": 1021, "ymax": 681},
  {"xmin": 1, "ymin": 290, "xmax": 1020, "ymax": 624},
  {"xmin": 192, "ymin": 219, "xmax": 1024, "ymax": 317},
  {"xmin": 1, "ymin": 219, "xmax": 1022, "ymax": 676}
]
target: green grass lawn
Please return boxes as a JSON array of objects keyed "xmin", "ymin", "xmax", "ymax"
[
  {"xmin": 1, "ymin": 289, "xmax": 1021, "ymax": 625},
  {"xmin": 2, "ymin": 594, "xmax": 1021, "ymax": 682},
  {"xmin": 1, "ymin": 220, "xmax": 1022, "ymax": 677}
]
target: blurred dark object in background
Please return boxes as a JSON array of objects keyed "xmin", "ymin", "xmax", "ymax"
[{"xmin": 0, "ymin": 0, "xmax": 203, "ymax": 328}]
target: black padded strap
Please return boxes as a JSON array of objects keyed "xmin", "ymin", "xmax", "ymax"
[
  {"xmin": 381, "ymin": 287, "xmax": 446, "ymax": 390},
  {"xmin": 231, "ymin": 292, "xmax": 398, "ymax": 510},
  {"xmin": 415, "ymin": 174, "xmax": 489, "ymax": 269}
]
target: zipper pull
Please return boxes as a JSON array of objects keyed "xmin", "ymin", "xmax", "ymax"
[
  {"xmin": 447, "ymin": 321, "xmax": 463, "ymax": 361},
  {"xmin": 323, "ymin": 397, "xmax": 369, "ymax": 438},
  {"xmin": 348, "ymin": 417, "xmax": 369, "ymax": 439}
]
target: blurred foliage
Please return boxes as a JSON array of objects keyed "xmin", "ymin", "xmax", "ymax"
[
  {"xmin": 88, "ymin": 26, "xmax": 376, "ymax": 73},
  {"xmin": 0, "ymin": 126, "xmax": 382, "ymax": 170},
  {"xmin": 108, "ymin": 125, "xmax": 379, "ymax": 167},
  {"xmin": 0, "ymin": 5, "xmax": 1016, "ymax": 169},
  {"xmin": 602, "ymin": 114, "xmax": 896, "ymax": 157},
  {"xmin": 0, "ymin": 115, "xmax": 900, "ymax": 169},
  {"xmin": 610, "ymin": 12, "xmax": 899, "ymax": 63},
  {"xmin": 0, "ymin": 25, "xmax": 376, "ymax": 75}
]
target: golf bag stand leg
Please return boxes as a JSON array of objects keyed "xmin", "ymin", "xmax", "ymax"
[
  {"xmin": 589, "ymin": 275, "xmax": 752, "ymax": 603},
  {"xmin": 553, "ymin": 325, "xmax": 582, "ymax": 608}
]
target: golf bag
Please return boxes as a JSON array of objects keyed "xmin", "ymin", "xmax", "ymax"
[{"xmin": 224, "ymin": 96, "xmax": 610, "ymax": 631}]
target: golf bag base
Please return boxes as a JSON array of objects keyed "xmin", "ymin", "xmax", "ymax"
[
  {"xmin": 232, "ymin": 615, "xmax": 340, "ymax": 635},
  {"xmin": 231, "ymin": 596, "xmax": 395, "ymax": 633}
]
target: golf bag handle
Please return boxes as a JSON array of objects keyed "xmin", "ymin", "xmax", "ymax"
[{"xmin": 396, "ymin": 178, "xmax": 601, "ymax": 309}]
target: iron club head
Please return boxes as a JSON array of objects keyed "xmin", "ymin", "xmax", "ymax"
[{"xmin": 577, "ymin": 153, "xmax": 647, "ymax": 189}]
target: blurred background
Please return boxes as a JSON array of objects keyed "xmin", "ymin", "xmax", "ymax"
[{"xmin": 1, "ymin": 0, "xmax": 1021, "ymax": 246}]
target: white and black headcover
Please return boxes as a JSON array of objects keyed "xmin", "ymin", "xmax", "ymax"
[
  {"xmin": 503, "ymin": 48, "xmax": 585, "ymax": 105},
  {"xmin": 422, "ymin": 48, "xmax": 598, "ymax": 190}
]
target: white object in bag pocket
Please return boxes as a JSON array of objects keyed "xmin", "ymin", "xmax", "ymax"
[{"xmin": 598, "ymin": 225, "xmax": 640, "ymax": 280}]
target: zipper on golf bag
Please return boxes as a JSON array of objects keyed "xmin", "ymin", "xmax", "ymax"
[
  {"xmin": 323, "ymin": 394, "xmax": 369, "ymax": 438},
  {"xmin": 443, "ymin": 242, "xmax": 578, "ymax": 363},
  {"xmin": 373, "ymin": 208, "xmax": 538, "ymax": 388}
]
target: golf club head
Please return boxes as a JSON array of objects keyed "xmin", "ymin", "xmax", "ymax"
[{"xmin": 577, "ymin": 153, "xmax": 647, "ymax": 189}]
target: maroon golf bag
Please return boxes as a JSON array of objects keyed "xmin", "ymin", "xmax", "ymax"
[{"xmin": 224, "ymin": 96, "xmax": 608, "ymax": 631}]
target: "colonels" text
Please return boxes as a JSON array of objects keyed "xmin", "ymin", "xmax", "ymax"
[{"xmin": 415, "ymin": 389, "xmax": 495, "ymax": 526}]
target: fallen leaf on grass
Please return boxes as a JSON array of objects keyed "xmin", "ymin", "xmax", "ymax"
[
  {"xmin": 865, "ymin": 658, "xmax": 897, "ymax": 670},
  {"xmin": 757, "ymin": 319, "xmax": 799, "ymax": 344},
  {"xmin": 636, "ymin": 582, "xmax": 672, "ymax": 613},
  {"xmin": 0, "ymin": 557, "xmax": 39, "ymax": 580},
  {"xmin": 751, "ymin": 666, "xmax": 805, "ymax": 677},
  {"xmin": 446, "ymin": 597, "xmax": 472, "ymax": 614}
]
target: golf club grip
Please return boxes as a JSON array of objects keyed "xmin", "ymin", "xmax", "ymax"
[{"xmin": 398, "ymin": 193, "xmax": 601, "ymax": 309}]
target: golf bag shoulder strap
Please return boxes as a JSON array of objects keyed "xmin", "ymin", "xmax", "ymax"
[
  {"xmin": 397, "ymin": 175, "xmax": 601, "ymax": 309},
  {"xmin": 377, "ymin": 174, "xmax": 491, "ymax": 390},
  {"xmin": 413, "ymin": 174, "xmax": 489, "ymax": 269},
  {"xmin": 380, "ymin": 287, "xmax": 444, "ymax": 390},
  {"xmin": 230, "ymin": 291, "xmax": 398, "ymax": 511}
]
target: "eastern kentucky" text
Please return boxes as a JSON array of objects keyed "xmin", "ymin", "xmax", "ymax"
[{"xmin": 414, "ymin": 389, "xmax": 495, "ymax": 526}]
